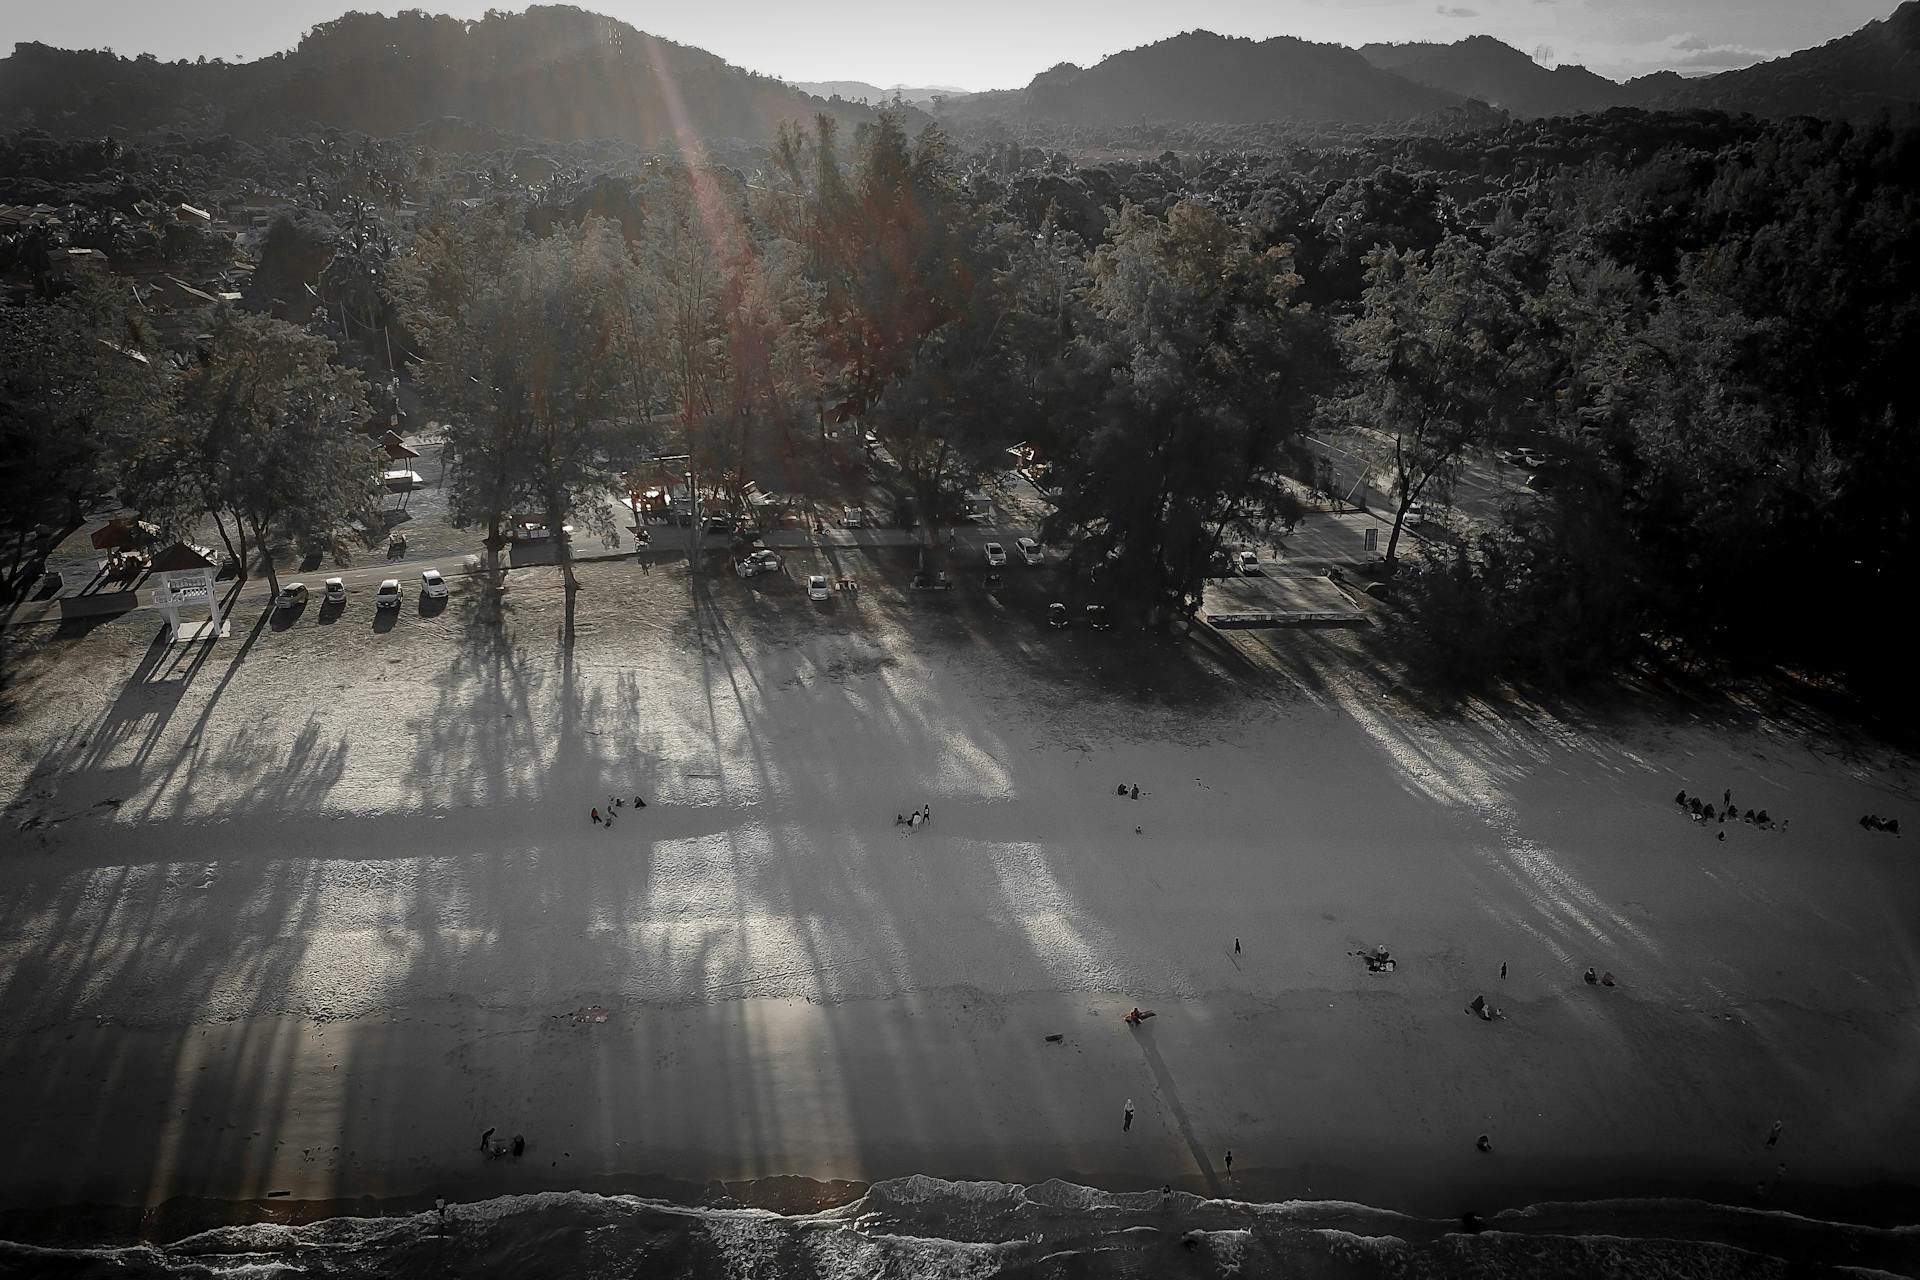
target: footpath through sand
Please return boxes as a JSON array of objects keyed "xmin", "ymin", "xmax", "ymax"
[{"xmin": 1, "ymin": 558, "xmax": 1916, "ymax": 1228}]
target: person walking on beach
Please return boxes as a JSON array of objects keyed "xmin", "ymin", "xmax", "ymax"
[
  {"xmin": 922, "ymin": 804, "xmax": 931, "ymax": 824},
  {"xmin": 1131, "ymin": 784, "xmax": 1139, "ymax": 800},
  {"xmin": 1123, "ymin": 1099, "xmax": 1134, "ymax": 1132},
  {"xmin": 590, "ymin": 808, "xmax": 601, "ymax": 826},
  {"xmin": 1500, "ymin": 961, "xmax": 1507, "ymax": 980},
  {"xmin": 1765, "ymin": 1119, "xmax": 1782, "ymax": 1148},
  {"xmin": 1234, "ymin": 937, "xmax": 1241, "ymax": 954},
  {"xmin": 1224, "ymin": 1148, "xmax": 1233, "ymax": 1176},
  {"xmin": 480, "ymin": 1126, "xmax": 495, "ymax": 1152}
]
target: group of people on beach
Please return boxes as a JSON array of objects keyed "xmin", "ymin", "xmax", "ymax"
[
  {"xmin": 589, "ymin": 794, "xmax": 647, "ymax": 828},
  {"xmin": 1674, "ymin": 788, "xmax": 1776, "ymax": 832},
  {"xmin": 1859, "ymin": 813, "xmax": 1902, "ymax": 834},
  {"xmin": 478, "ymin": 1127, "xmax": 525, "ymax": 1159},
  {"xmin": 895, "ymin": 805, "xmax": 932, "ymax": 829}
]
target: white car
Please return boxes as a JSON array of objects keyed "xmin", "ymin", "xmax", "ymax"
[
  {"xmin": 807, "ymin": 574, "xmax": 830, "ymax": 601},
  {"xmin": 273, "ymin": 582, "xmax": 309, "ymax": 610},
  {"xmin": 375, "ymin": 578, "xmax": 402, "ymax": 609},
  {"xmin": 420, "ymin": 568, "xmax": 449, "ymax": 598},
  {"xmin": 984, "ymin": 542, "xmax": 1007, "ymax": 567},
  {"xmin": 1235, "ymin": 550, "xmax": 1260, "ymax": 575},
  {"xmin": 841, "ymin": 507, "xmax": 865, "ymax": 529},
  {"xmin": 323, "ymin": 577, "xmax": 346, "ymax": 604},
  {"xmin": 1016, "ymin": 537, "xmax": 1042, "ymax": 565}
]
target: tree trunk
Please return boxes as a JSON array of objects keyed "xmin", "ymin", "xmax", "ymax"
[
  {"xmin": 246, "ymin": 516, "xmax": 281, "ymax": 597},
  {"xmin": 1384, "ymin": 489, "xmax": 1415, "ymax": 571},
  {"xmin": 483, "ymin": 514, "xmax": 505, "ymax": 589},
  {"xmin": 208, "ymin": 506, "xmax": 246, "ymax": 583}
]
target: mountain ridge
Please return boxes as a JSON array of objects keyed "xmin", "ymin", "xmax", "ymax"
[{"xmin": 0, "ymin": 4, "xmax": 893, "ymax": 146}]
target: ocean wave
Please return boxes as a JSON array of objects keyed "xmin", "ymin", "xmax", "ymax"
[{"xmin": 2, "ymin": 1176, "xmax": 1914, "ymax": 1279}]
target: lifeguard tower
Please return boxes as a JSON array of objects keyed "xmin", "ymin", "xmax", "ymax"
[{"xmin": 146, "ymin": 543, "xmax": 228, "ymax": 643}]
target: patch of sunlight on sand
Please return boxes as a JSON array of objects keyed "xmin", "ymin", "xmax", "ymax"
[
  {"xmin": 981, "ymin": 841, "xmax": 1114, "ymax": 987},
  {"xmin": 1329, "ymin": 675, "xmax": 1664, "ymax": 961}
]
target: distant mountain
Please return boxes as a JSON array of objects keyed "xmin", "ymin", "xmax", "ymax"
[
  {"xmin": 1358, "ymin": 36, "xmax": 1636, "ymax": 118},
  {"xmin": 1657, "ymin": 0, "xmax": 1920, "ymax": 119},
  {"xmin": 0, "ymin": 5, "xmax": 888, "ymax": 145},
  {"xmin": 790, "ymin": 81, "xmax": 968, "ymax": 105},
  {"xmin": 944, "ymin": 30, "xmax": 1464, "ymax": 126}
]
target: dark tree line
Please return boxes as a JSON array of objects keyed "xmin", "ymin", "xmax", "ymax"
[{"xmin": 6, "ymin": 104, "xmax": 1916, "ymax": 708}]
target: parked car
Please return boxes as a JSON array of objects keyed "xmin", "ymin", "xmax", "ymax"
[
  {"xmin": 807, "ymin": 574, "xmax": 830, "ymax": 601},
  {"xmin": 1403, "ymin": 502, "xmax": 1427, "ymax": 526},
  {"xmin": 420, "ymin": 568, "xmax": 449, "ymax": 599},
  {"xmin": 985, "ymin": 542, "xmax": 1007, "ymax": 567},
  {"xmin": 323, "ymin": 577, "xmax": 346, "ymax": 604},
  {"xmin": 1235, "ymin": 550, "xmax": 1260, "ymax": 575},
  {"xmin": 1016, "ymin": 537, "xmax": 1042, "ymax": 565},
  {"xmin": 736, "ymin": 548, "xmax": 783, "ymax": 579},
  {"xmin": 841, "ymin": 506, "xmax": 865, "ymax": 529},
  {"xmin": 1085, "ymin": 604, "xmax": 1110, "ymax": 630},
  {"xmin": 375, "ymin": 578, "xmax": 402, "ymax": 609},
  {"xmin": 1047, "ymin": 602, "xmax": 1069, "ymax": 629},
  {"xmin": 273, "ymin": 582, "xmax": 309, "ymax": 610}
]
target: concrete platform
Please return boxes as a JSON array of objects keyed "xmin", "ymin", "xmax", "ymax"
[{"xmin": 1197, "ymin": 573, "xmax": 1369, "ymax": 628}]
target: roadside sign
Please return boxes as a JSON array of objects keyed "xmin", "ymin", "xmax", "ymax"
[{"xmin": 1363, "ymin": 527, "xmax": 1378, "ymax": 553}]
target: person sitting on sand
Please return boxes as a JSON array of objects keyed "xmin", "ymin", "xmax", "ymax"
[
  {"xmin": 1125, "ymin": 1008, "xmax": 1145, "ymax": 1026},
  {"xmin": 1756, "ymin": 809, "xmax": 1770, "ymax": 827},
  {"xmin": 1584, "ymin": 967, "xmax": 1598, "ymax": 985},
  {"xmin": 1467, "ymin": 994, "xmax": 1488, "ymax": 1019},
  {"xmin": 1675, "ymin": 789, "xmax": 1688, "ymax": 806},
  {"xmin": 1861, "ymin": 814, "xmax": 1878, "ymax": 829},
  {"xmin": 1888, "ymin": 818, "xmax": 1901, "ymax": 835},
  {"xmin": 895, "ymin": 813, "xmax": 908, "ymax": 826},
  {"xmin": 1476, "ymin": 1134, "xmax": 1492, "ymax": 1153},
  {"xmin": 1600, "ymin": 972, "xmax": 1617, "ymax": 987}
]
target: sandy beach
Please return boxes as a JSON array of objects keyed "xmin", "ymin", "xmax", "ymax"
[{"xmin": 2, "ymin": 556, "xmax": 1917, "ymax": 1237}]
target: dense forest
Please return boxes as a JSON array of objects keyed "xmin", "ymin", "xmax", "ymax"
[{"xmin": 3, "ymin": 82, "xmax": 1917, "ymax": 707}]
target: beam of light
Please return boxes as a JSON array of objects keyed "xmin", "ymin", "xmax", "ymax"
[{"xmin": 641, "ymin": 31, "xmax": 747, "ymax": 266}]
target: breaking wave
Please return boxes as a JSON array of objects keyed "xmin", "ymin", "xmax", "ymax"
[{"xmin": 2, "ymin": 1176, "xmax": 1915, "ymax": 1279}]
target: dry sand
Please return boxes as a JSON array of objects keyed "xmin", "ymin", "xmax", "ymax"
[{"xmin": 1, "ymin": 557, "xmax": 1917, "ymax": 1228}]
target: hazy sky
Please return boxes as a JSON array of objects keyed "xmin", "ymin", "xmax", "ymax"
[{"xmin": 2, "ymin": 0, "xmax": 1901, "ymax": 88}]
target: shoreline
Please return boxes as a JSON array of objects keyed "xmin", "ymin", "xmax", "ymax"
[
  {"xmin": 2, "ymin": 987, "xmax": 1915, "ymax": 1248},
  {"xmin": 3, "ymin": 1171, "xmax": 1916, "ymax": 1274}
]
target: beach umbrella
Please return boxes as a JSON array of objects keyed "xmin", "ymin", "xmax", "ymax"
[{"xmin": 91, "ymin": 518, "xmax": 160, "ymax": 550}]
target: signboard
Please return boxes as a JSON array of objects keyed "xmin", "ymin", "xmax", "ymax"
[{"xmin": 1363, "ymin": 527, "xmax": 1378, "ymax": 553}]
